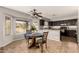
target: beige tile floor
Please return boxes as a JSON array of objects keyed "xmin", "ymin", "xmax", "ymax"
[{"xmin": 0, "ymin": 36, "xmax": 79, "ymax": 53}]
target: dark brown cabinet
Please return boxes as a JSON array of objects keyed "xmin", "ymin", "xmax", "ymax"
[
  {"xmin": 40, "ymin": 20, "xmax": 45, "ymax": 26},
  {"xmin": 48, "ymin": 19, "xmax": 77, "ymax": 26}
]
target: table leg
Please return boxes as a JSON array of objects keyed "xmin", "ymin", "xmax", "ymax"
[{"xmin": 28, "ymin": 37, "xmax": 36, "ymax": 48}]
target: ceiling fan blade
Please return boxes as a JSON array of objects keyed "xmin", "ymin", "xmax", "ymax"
[{"xmin": 38, "ymin": 12, "xmax": 42, "ymax": 14}]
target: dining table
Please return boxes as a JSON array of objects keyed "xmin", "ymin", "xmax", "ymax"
[{"xmin": 24, "ymin": 32, "xmax": 43, "ymax": 48}]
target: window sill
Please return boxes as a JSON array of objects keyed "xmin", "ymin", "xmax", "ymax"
[{"xmin": 15, "ymin": 32, "xmax": 26, "ymax": 35}]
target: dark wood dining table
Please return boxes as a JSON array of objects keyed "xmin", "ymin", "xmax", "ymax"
[{"xmin": 24, "ymin": 32, "xmax": 43, "ymax": 48}]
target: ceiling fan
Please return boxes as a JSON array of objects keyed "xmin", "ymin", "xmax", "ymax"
[{"xmin": 30, "ymin": 9, "xmax": 43, "ymax": 18}]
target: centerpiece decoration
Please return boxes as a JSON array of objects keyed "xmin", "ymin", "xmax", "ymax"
[{"xmin": 30, "ymin": 24, "xmax": 37, "ymax": 32}]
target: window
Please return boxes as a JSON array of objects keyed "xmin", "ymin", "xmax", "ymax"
[
  {"xmin": 5, "ymin": 16, "xmax": 11, "ymax": 35},
  {"xmin": 16, "ymin": 20, "xmax": 28, "ymax": 33}
]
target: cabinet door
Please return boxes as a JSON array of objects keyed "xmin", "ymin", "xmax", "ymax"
[{"xmin": 40, "ymin": 20, "xmax": 45, "ymax": 26}]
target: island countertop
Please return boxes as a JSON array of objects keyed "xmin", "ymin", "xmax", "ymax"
[{"xmin": 38, "ymin": 29, "xmax": 60, "ymax": 41}]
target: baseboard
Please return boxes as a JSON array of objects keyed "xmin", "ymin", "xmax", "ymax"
[{"xmin": 0, "ymin": 39, "xmax": 14, "ymax": 48}]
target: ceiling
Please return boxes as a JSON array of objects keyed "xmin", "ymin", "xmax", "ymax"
[{"xmin": 5, "ymin": 6, "xmax": 78, "ymax": 20}]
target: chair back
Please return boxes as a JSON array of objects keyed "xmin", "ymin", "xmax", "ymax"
[{"xmin": 43, "ymin": 32, "xmax": 48, "ymax": 41}]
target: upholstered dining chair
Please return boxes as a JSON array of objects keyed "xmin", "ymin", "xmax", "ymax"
[
  {"xmin": 36, "ymin": 32, "xmax": 48, "ymax": 53},
  {"xmin": 24, "ymin": 34, "xmax": 34, "ymax": 48},
  {"xmin": 24, "ymin": 30, "xmax": 32, "ymax": 47},
  {"xmin": 24, "ymin": 34, "xmax": 29, "ymax": 47}
]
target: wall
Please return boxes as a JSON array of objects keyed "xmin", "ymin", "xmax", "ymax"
[
  {"xmin": 0, "ymin": 13, "xmax": 4, "ymax": 47},
  {"xmin": 0, "ymin": 7, "xmax": 31, "ymax": 19},
  {"xmin": 77, "ymin": 9, "xmax": 79, "ymax": 43},
  {"xmin": 50, "ymin": 11, "xmax": 78, "ymax": 21}
]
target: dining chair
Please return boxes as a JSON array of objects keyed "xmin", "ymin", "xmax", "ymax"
[
  {"xmin": 24, "ymin": 34, "xmax": 29, "ymax": 47},
  {"xmin": 36, "ymin": 32, "xmax": 48, "ymax": 53},
  {"xmin": 24, "ymin": 34, "xmax": 34, "ymax": 48},
  {"xmin": 24, "ymin": 30, "xmax": 32, "ymax": 48}
]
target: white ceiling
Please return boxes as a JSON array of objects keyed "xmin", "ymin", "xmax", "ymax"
[{"xmin": 5, "ymin": 6, "xmax": 78, "ymax": 20}]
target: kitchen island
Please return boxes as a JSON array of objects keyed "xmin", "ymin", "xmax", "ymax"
[{"xmin": 38, "ymin": 29, "xmax": 60, "ymax": 41}]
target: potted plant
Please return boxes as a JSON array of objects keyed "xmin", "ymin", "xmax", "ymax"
[{"xmin": 30, "ymin": 25, "xmax": 37, "ymax": 32}]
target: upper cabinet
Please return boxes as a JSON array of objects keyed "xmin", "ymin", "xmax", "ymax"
[
  {"xmin": 40, "ymin": 19, "xmax": 45, "ymax": 26},
  {"xmin": 48, "ymin": 19, "xmax": 77, "ymax": 26}
]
